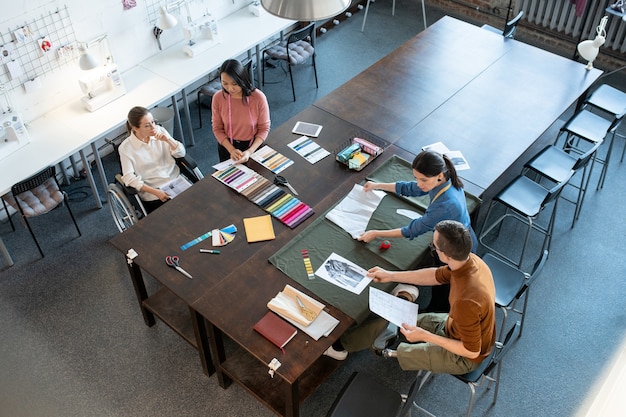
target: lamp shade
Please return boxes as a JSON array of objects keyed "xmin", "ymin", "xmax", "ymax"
[
  {"xmin": 158, "ymin": 6, "xmax": 178, "ymax": 29},
  {"xmin": 576, "ymin": 15, "xmax": 608, "ymax": 71},
  {"xmin": 261, "ymin": 0, "xmax": 350, "ymax": 21},
  {"xmin": 78, "ymin": 46, "xmax": 100, "ymax": 70}
]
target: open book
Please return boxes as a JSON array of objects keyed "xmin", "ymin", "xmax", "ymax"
[{"xmin": 267, "ymin": 284, "xmax": 324, "ymax": 327}]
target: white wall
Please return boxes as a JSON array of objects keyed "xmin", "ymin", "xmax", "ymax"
[{"xmin": 1, "ymin": 0, "xmax": 251, "ymax": 120}]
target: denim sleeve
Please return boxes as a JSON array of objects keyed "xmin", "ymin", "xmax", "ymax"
[
  {"xmin": 400, "ymin": 198, "xmax": 445, "ymax": 239},
  {"xmin": 395, "ymin": 181, "xmax": 425, "ymax": 197}
]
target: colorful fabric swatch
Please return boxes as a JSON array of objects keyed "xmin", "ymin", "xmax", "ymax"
[
  {"xmin": 288, "ymin": 136, "xmax": 330, "ymax": 164},
  {"xmin": 301, "ymin": 249, "xmax": 315, "ymax": 280},
  {"xmin": 180, "ymin": 224, "xmax": 237, "ymax": 250},
  {"xmin": 212, "ymin": 164, "xmax": 260, "ymax": 192},
  {"xmin": 215, "ymin": 169, "xmax": 314, "ymax": 229},
  {"xmin": 212, "ymin": 229, "xmax": 236, "ymax": 246},
  {"xmin": 251, "ymin": 146, "xmax": 293, "ymax": 174}
]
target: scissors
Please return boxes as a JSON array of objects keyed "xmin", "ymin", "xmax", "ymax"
[
  {"xmin": 274, "ymin": 175, "xmax": 298, "ymax": 195},
  {"xmin": 296, "ymin": 296, "xmax": 317, "ymax": 321},
  {"xmin": 165, "ymin": 255, "xmax": 193, "ymax": 279}
]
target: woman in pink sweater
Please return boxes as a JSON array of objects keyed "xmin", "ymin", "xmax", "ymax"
[{"xmin": 211, "ymin": 59, "xmax": 271, "ymax": 162}]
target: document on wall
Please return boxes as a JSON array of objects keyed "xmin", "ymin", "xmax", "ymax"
[
  {"xmin": 159, "ymin": 176, "xmax": 192, "ymax": 198},
  {"xmin": 369, "ymin": 287, "xmax": 419, "ymax": 328}
]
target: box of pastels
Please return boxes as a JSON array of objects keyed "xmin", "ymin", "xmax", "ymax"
[{"xmin": 334, "ymin": 136, "xmax": 386, "ymax": 171}]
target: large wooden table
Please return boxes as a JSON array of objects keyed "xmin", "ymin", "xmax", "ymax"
[
  {"xmin": 315, "ymin": 16, "xmax": 601, "ymax": 197},
  {"xmin": 110, "ymin": 16, "xmax": 600, "ymax": 417}
]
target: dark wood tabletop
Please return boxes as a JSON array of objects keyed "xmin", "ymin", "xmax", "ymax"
[{"xmin": 315, "ymin": 16, "xmax": 602, "ymax": 196}]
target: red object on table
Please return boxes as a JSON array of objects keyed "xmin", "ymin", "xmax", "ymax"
[{"xmin": 380, "ymin": 240, "xmax": 391, "ymax": 250}]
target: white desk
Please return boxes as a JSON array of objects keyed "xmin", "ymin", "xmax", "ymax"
[
  {"xmin": 0, "ymin": 66, "xmax": 180, "ymax": 205},
  {"xmin": 140, "ymin": 7, "xmax": 295, "ymax": 145}
]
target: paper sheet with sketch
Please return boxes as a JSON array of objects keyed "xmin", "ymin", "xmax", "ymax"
[
  {"xmin": 325, "ymin": 184, "xmax": 386, "ymax": 239},
  {"xmin": 314, "ymin": 252, "xmax": 372, "ymax": 295},
  {"xmin": 369, "ymin": 287, "xmax": 419, "ymax": 327}
]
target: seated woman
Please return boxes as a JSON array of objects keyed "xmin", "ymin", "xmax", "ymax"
[
  {"xmin": 119, "ymin": 106, "xmax": 187, "ymax": 214},
  {"xmin": 358, "ymin": 150, "xmax": 478, "ymax": 251},
  {"xmin": 212, "ymin": 59, "xmax": 270, "ymax": 163}
]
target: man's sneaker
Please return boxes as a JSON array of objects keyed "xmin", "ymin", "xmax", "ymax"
[
  {"xmin": 372, "ymin": 322, "xmax": 399, "ymax": 352},
  {"xmin": 323, "ymin": 346, "xmax": 348, "ymax": 361},
  {"xmin": 392, "ymin": 284, "xmax": 419, "ymax": 302}
]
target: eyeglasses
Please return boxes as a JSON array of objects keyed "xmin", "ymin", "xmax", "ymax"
[{"xmin": 429, "ymin": 241, "xmax": 442, "ymax": 253}]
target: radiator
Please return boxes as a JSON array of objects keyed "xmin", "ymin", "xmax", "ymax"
[{"xmin": 517, "ymin": 0, "xmax": 626, "ymax": 53}]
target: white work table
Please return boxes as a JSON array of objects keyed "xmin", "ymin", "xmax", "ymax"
[{"xmin": 140, "ymin": 7, "xmax": 295, "ymax": 145}]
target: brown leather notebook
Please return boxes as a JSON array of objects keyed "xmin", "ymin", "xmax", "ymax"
[{"xmin": 253, "ymin": 311, "xmax": 297, "ymax": 353}]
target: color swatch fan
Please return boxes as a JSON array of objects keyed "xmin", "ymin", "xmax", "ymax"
[{"xmin": 212, "ymin": 229, "xmax": 235, "ymax": 246}]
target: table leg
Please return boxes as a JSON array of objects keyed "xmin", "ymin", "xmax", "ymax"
[
  {"xmin": 205, "ymin": 319, "xmax": 232, "ymax": 388},
  {"xmin": 190, "ymin": 308, "xmax": 215, "ymax": 376},
  {"xmin": 79, "ymin": 149, "xmax": 103, "ymax": 209},
  {"xmin": 0, "ymin": 237, "xmax": 13, "ymax": 267},
  {"xmin": 285, "ymin": 381, "xmax": 300, "ymax": 417},
  {"xmin": 125, "ymin": 257, "xmax": 156, "ymax": 327},
  {"xmin": 91, "ymin": 142, "xmax": 109, "ymax": 197},
  {"xmin": 256, "ymin": 44, "xmax": 262, "ymax": 87},
  {"xmin": 181, "ymin": 87, "xmax": 195, "ymax": 146},
  {"xmin": 171, "ymin": 94, "xmax": 186, "ymax": 145}
]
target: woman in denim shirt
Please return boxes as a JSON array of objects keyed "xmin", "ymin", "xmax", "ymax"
[{"xmin": 358, "ymin": 150, "xmax": 478, "ymax": 252}]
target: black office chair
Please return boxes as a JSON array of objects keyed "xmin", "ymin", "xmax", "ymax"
[
  {"xmin": 482, "ymin": 11, "xmax": 524, "ymax": 39},
  {"xmin": 2, "ymin": 166, "xmax": 81, "ymax": 258},
  {"xmin": 414, "ymin": 321, "xmax": 521, "ymax": 417},
  {"xmin": 523, "ymin": 138, "xmax": 602, "ymax": 228},
  {"xmin": 262, "ymin": 22, "xmax": 318, "ymax": 101},
  {"xmin": 196, "ymin": 59, "xmax": 253, "ymax": 129},
  {"xmin": 479, "ymin": 169, "xmax": 574, "ymax": 269},
  {"xmin": 483, "ymin": 250, "xmax": 548, "ymax": 341},
  {"xmin": 326, "ymin": 371, "xmax": 421, "ymax": 417}
]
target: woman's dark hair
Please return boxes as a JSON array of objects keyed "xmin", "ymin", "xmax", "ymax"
[
  {"xmin": 219, "ymin": 59, "xmax": 254, "ymax": 100},
  {"xmin": 434, "ymin": 220, "xmax": 472, "ymax": 261},
  {"xmin": 412, "ymin": 150, "xmax": 463, "ymax": 189},
  {"xmin": 126, "ymin": 106, "xmax": 150, "ymax": 135}
]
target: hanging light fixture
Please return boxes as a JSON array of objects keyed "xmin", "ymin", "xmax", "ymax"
[
  {"xmin": 261, "ymin": 0, "xmax": 350, "ymax": 21},
  {"xmin": 577, "ymin": 16, "xmax": 608, "ymax": 70}
]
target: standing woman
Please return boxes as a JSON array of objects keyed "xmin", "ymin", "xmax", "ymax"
[
  {"xmin": 119, "ymin": 106, "xmax": 186, "ymax": 214},
  {"xmin": 358, "ymin": 150, "xmax": 478, "ymax": 252},
  {"xmin": 212, "ymin": 59, "xmax": 270, "ymax": 163}
]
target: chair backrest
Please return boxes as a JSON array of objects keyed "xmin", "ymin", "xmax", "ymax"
[
  {"xmin": 571, "ymin": 138, "xmax": 603, "ymax": 171},
  {"xmin": 542, "ymin": 169, "xmax": 575, "ymax": 206},
  {"xmin": 11, "ymin": 166, "xmax": 57, "ymax": 195},
  {"xmin": 517, "ymin": 249, "xmax": 548, "ymax": 298},
  {"xmin": 288, "ymin": 22, "xmax": 315, "ymax": 49},
  {"xmin": 503, "ymin": 11, "xmax": 524, "ymax": 38}
]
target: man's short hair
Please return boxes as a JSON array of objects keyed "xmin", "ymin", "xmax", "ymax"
[{"xmin": 434, "ymin": 220, "xmax": 472, "ymax": 261}]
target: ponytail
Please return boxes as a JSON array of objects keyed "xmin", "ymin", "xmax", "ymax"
[{"xmin": 442, "ymin": 154, "xmax": 463, "ymax": 189}]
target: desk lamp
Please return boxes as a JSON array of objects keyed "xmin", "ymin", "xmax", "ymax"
[
  {"xmin": 577, "ymin": 16, "xmax": 608, "ymax": 70},
  {"xmin": 77, "ymin": 34, "xmax": 126, "ymax": 112},
  {"xmin": 261, "ymin": 0, "xmax": 350, "ymax": 20},
  {"xmin": 153, "ymin": 0, "xmax": 192, "ymax": 50}
]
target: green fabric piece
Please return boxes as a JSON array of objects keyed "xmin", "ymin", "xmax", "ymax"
[{"xmin": 269, "ymin": 215, "xmax": 397, "ymax": 324}]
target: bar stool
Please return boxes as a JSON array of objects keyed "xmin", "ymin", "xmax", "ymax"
[
  {"xmin": 479, "ymin": 170, "xmax": 573, "ymax": 268},
  {"xmin": 523, "ymin": 138, "xmax": 602, "ymax": 228},
  {"xmin": 558, "ymin": 108, "xmax": 622, "ymax": 191},
  {"xmin": 582, "ymin": 84, "xmax": 626, "ymax": 163}
]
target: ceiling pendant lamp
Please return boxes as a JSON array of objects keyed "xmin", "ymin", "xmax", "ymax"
[{"xmin": 261, "ymin": 0, "xmax": 350, "ymax": 21}]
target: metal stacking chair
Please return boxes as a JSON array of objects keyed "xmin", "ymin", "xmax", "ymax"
[
  {"xmin": 482, "ymin": 10, "xmax": 524, "ymax": 39},
  {"xmin": 413, "ymin": 322, "xmax": 521, "ymax": 417},
  {"xmin": 523, "ymin": 138, "xmax": 602, "ymax": 228},
  {"xmin": 326, "ymin": 371, "xmax": 421, "ymax": 417},
  {"xmin": 360, "ymin": 0, "xmax": 428, "ymax": 33},
  {"xmin": 582, "ymin": 83, "xmax": 626, "ymax": 164},
  {"xmin": 479, "ymin": 170, "xmax": 573, "ymax": 268},
  {"xmin": 196, "ymin": 59, "xmax": 253, "ymax": 129},
  {"xmin": 2, "ymin": 166, "xmax": 81, "ymax": 258},
  {"xmin": 556, "ymin": 108, "xmax": 622, "ymax": 191},
  {"xmin": 483, "ymin": 250, "xmax": 548, "ymax": 341},
  {"xmin": 262, "ymin": 23, "xmax": 318, "ymax": 101}
]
